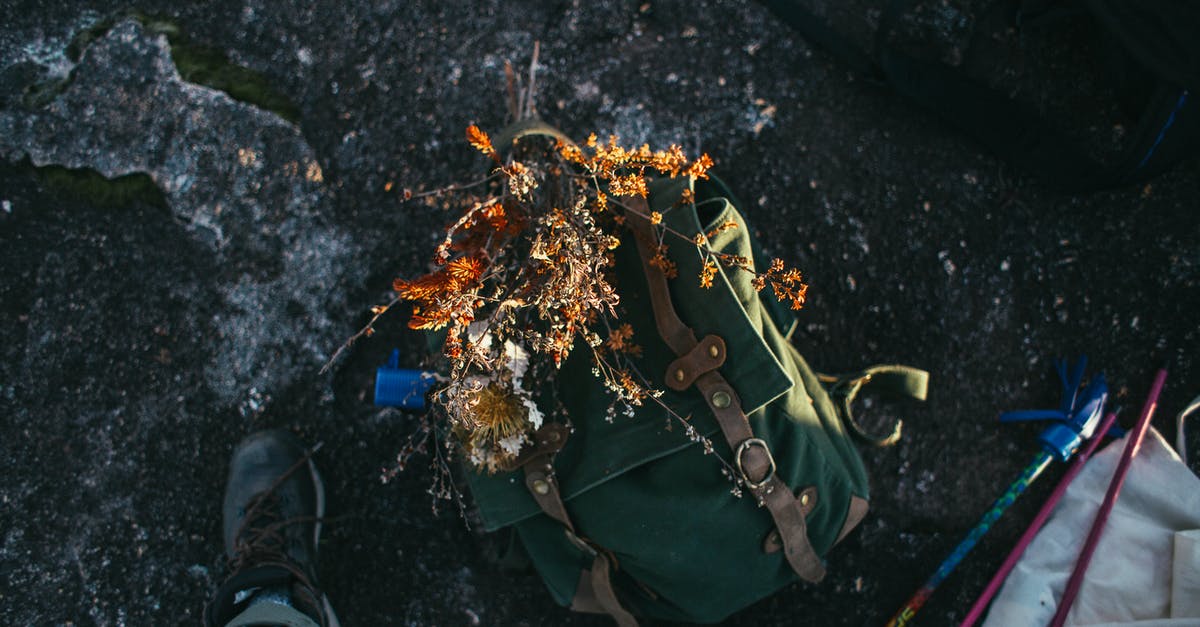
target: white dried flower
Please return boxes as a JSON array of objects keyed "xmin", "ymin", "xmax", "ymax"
[
  {"xmin": 504, "ymin": 339, "xmax": 530, "ymax": 387},
  {"xmin": 521, "ymin": 396, "xmax": 544, "ymax": 429},
  {"xmin": 466, "ymin": 321, "xmax": 493, "ymax": 349},
  {"xmin": 498, "ymin": 433, "xmax": 528, "ymax": 456}
]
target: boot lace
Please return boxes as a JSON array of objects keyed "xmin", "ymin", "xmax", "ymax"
[{"xmin": 226, "ymin": 451, "xmax": 328, "ymax": 626}]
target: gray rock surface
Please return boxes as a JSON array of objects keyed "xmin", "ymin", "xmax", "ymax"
[
  {"xmin": 1, "ymin": 18, "xmax": 352, "ymax": 409},
  {"xmin": 1, "ymin": 1, "xmax": 1197, "ymax": 625}
]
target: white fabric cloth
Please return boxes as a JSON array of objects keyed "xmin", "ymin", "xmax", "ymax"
[{"xmin": 982, "ymin": 428, "xmax": 1200, "ymax": 627}]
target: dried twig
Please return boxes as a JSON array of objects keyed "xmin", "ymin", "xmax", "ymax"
[
  {"xmin": 320, "ymin": 295, "xmax": 402, "ymax": 375},
  {"xmin": 525, "ymin": 41, "xmax": 540, "ymax": 119},
  {"xmin": 408, "ymin": 173, "xmax": 501, "ymax": 200}
]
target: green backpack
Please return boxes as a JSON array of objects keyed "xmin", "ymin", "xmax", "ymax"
[{"xmin": 461, "ymin": 129, "xmax": 929, "ymax": 625}]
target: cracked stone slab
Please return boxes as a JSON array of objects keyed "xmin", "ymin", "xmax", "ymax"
[{"xmin": 0, "ymin": 18, "xmax": 356, "ymax": 408}]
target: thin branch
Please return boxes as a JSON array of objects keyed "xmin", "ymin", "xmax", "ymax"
[
  {"xmin": 320, "ymin": 295, "xmax": 402, "ymax": 375},
  {"xmin": 525, "ymin": 40, "xmax": 540, "ymax": 119},
  {"xmin": 409, "ymin": 172, "xmax": 502, "ymax": 200},
  {"xmin": 504, "ymin": 60, "xmax": 519, "ymax": 122}
]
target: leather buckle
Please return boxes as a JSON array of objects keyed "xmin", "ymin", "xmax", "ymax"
[{"xmin": 735, "ymin": 437, "xmax": 776, "ymax": 490}]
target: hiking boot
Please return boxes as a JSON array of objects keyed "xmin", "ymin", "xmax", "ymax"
[{"xmin": 205, "ymin": 430, "xmax": 340, "ymax": 627}]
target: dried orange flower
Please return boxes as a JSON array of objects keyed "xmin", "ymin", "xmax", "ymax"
[
  {"xmin": 754, "ymin": 258, "xmax": 808, "ymax": 310},
  {"xmin": 446, "ymin": 256, "xmax": 487, "ymax": 284},
  {"xmin": 684, "ymin": 154, "xmax": 714, "ymax": 179},
  {"xmin": 699, "ymin": 258, "xmax": 718, "ymax": 289},
  {"xmin": 609, "ymin": 173, "xmax": 649, "ymax": 198},
  {"xmin": 595, "ymin": 190, "xmax": 608, "ymax": 211},
  {"xmin": 560, "ymin": 132, "xmax": 713, "ymax": 203},
  {"xmin": 466, "ymin": 124, "xmax": 499, "ymax": 163},
  {"xmin": 649, "ymin": 243, "xmax": 679, "ymax": 279},
  {"xmin": 604, "ymin": 321, "xmax": 633, "ymax": 350},
  {"xmin": 705, "ymin": 219, "xmax": 739, "ymax": 240}
]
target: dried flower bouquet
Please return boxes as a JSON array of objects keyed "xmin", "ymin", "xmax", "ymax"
[{"xmin": 377, "ymin": 122, "xmax": 808, "ymax": 475}]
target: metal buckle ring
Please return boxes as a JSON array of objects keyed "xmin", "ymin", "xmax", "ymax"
[{"xmin": 734, "ymin": 437, "xmax": 776, "ymax": 490}]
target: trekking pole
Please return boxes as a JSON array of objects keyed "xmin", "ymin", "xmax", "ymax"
[
  {"xmin": 959, "ymin": 408, "xmax": 1121, "ymax": 627},
  {"xmin": 1048, "ymin": 368, "xmax": 1167, "ymax": 627},
  {"xmin": 885, "ymin": 358, "xmax": 1108, "ymax": 627}
]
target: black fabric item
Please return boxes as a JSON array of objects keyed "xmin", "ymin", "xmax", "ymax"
[
  {"xmin": 759, "ymin": 0, "xmax": 1200, "ymax": 192},
  {"xmin": 1084, "ymin": 0, "xmax": 1200, "ymax": 91},
  {"xmin": 759, "ymin": 0, "xmax": 882, "ymax": 79},
  {"xmin": 876, "ymin": 47, "xmax": 1105, "ymax": 190}
]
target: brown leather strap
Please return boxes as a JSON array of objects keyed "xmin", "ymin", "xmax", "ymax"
[
  {"xmin": 763, "ymin": 486, "xmax": 817, "ymax": 553},
  {"xmin": 766, "ymin": 492, "xmax": 866, "ymax": 551},
  {"xmin": 584, "ymin": 555, "xmax": 639, "ymax": 627},
  {"xmin": 513, "ymin": 422, "xmax": 570, "ymax": 467},
  {"xmin": 760, "ymin": 476, "xmax": 826, "ymax": 581},
  {"xmin": 665, "ymin": 335, "xmax": 726, "ymax": 391},
  {"xmin": 520, "ymin": 423, "xmax": 572, "ymax": 527},
  {"xmin": 628, "ymin": 215, "xmax": 701, "ymax": 356},
  {"xmin": 519, "ymin": 424, "xmax": 639, "ymax": 626},
  {"xmin": 627, "ymin": 200, "xmax": 826, "ymax": 583}
]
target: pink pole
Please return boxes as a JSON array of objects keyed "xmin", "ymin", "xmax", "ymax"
[
  {"xmin": 1048, "ymin": 369, "xmax": 1168, "ymax": 627},
  {"xmin": 959, "ymin": 410, "xmax": 1120, "ymax": 627}
]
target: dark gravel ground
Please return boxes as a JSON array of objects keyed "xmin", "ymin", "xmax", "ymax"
[{"xmin": 1, "ymin": 1, "xmax": 1197, "ymax": 625}]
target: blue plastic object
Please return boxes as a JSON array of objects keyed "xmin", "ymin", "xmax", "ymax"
[
  {"xmin": 374, "ymin": 349, "xmax": 438, "ymax": 411},
  {"xmin": 999, "ymin": 357, "xmax": 1114, "ymax": 461}
]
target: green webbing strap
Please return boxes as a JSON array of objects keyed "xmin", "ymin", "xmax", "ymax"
[
  {"xmin": 820, "ymin": 365, "xmax": 929, "ymax": 447},
  {"xmin": 1177, "ymin": 394, "xmax": 1200, "ymax": 466}
]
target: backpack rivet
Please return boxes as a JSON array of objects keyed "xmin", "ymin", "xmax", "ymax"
[
  {"xmin": 711, "ymin": 390, "xmax": 732, "ymax": 409},
  {"xmin": 708, "ymin": 344, "xmax": 720, "ymax": 358},
  {"xmin": 531, "ymin": 479, "xmax": 551, "ymax": 495},
  {"xmin": 674, "ymin": 369, "xmax": 686, "ymax": 382}
]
